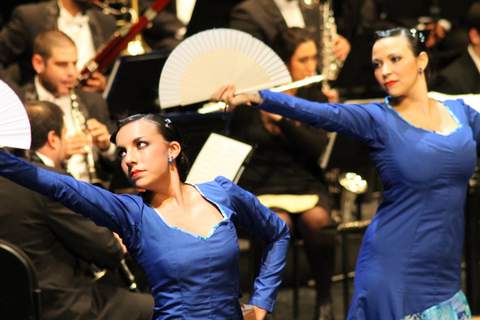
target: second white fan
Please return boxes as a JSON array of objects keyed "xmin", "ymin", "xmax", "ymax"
[
  {"xmin": 0, "ymin": 80, "xmax": 31, "ymax": 149},
  {"xmin": 159, "ymin": 28, "xmax": 292, "ymax": 109}
]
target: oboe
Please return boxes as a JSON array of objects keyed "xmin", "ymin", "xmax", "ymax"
[{"xmin": 319, "ymin": 0, "xmax": 343, "ymax": 90}]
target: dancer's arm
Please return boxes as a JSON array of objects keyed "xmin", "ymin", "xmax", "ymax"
[
  {"xmin": 215, "ymin": 176, "xmax": 290, "ymax": 314},
  {"xmin": 0, "ymin": 150, "xmax": 143, "ymax": 245}
]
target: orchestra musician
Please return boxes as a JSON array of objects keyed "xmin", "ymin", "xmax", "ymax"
[
  {"xmin": 0, "ymin": 0, "xmax": 116, "ymax": 92},
  {"xmin": 431, "ymin": 2, "xmax": 480, "ymax": 94},
  {"xmin": 229, "ymin": 0, "xmax": 351, "ymax": 66},
  {"xmin": 22, "ymin": 30, "xmax": 115, "ymax": 186}
]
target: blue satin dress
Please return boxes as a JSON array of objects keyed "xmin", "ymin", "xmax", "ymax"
[
  {"xmin": 258, "ymin": 90, "xmax": 478, "ymax": 319},
  {"xmin": 0, "ymin": 151, "xmax": 290, "ymax": 319}
]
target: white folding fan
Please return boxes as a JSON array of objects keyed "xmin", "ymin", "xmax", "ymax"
[
  {"xmin": 0, "ymin": 80, "xmax": 31, "ymax": 149},
  {"xmin": 159, "ymin": 28, "xmax": 292, "ymax": 108}
]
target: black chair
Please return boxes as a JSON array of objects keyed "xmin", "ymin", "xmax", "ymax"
[
  {"xmin": 291, "ymin": 230, "xmax": 303, "ymax": 320},
  {"xmin": 0, "ymin": 239, "xmax": 41, "ymax": 320},
  {"xmin": 291, "ymin": 222, "xmax": 338, "ymax": 320}
]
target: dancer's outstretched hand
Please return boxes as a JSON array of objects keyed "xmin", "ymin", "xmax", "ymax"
[{"xmin": 211, "ymin": 85, "xmax": 263, "ymax": 111}]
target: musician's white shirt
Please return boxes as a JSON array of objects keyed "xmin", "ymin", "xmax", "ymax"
[
  {"xmin": 273, "ymin": 0, "xmax": 305, "ymax": 28},
  {"xmin": 35, "ymin": 77, "xmax": 91, "ymax": 182},
  {"xmin": 176, "ymin": 0, "xmax": 196, "ymax": 25},
  {"xmin": 57, "ymin": 0, "xmax": 96, "ymax": 70},
  {"xmin": 35, "ymin": 152, "xmax": 55, "ymax": 168}
]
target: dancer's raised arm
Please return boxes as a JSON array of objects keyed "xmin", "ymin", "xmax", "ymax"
[{"xmin": 214, "ymin": 85, "xmax": 387, "ymax": 147}]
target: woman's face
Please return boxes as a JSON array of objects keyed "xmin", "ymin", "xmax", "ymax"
[
  {"xmin": 289, "ymin": 40, "xmax": 318, "ymax": 81},
  {"xmin": 371, "ymin": 35, "xmax": 426, "ymax": 97},
  {"xmin": 115, "ymin": 119, "xmax": 173, "ymax": 190}
]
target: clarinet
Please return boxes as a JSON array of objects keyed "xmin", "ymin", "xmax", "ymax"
[
  {"xmin": 90, "ymin": 257, "xmax": 139, "ymax": 292},
  {"xmin": 69, "ymin": 90, "xmax": 101, "ymax": 185},
  {"xmin": 119, "ymin": 258, "xmax": 139, "ymax": 292}
]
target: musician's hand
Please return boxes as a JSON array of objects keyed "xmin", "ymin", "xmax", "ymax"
[
  {"xmin": 260, "ymin": 111, "xmax": 283, "ymax": 134},
  {"xmin": 261, "ymin": 110, "xmax": 282, "ymax": 123},
  {"xmin": 86, "ymin": 119, "xmax": 111, "ymax": 151},
  {"xmin": 424, "ymin": 22, "xmax": 447, "ymax": 48},
  {"xmin": 322, "ymin": 86, "xmax": 339, "ymax": 103},
  {"xmin": 113, "ymin": 232, "xmax": 128, "ymax": 254},
  {"xmin": 212, "ymin": 85, "xmax": 263, "ymax": 111},
  {"xmin": 81, "ymin": 71, "xmax": 107, "ymax": 93},
  {"xmin": 65, "ymin": 133, "xmax": 90, "ymax": 158},
  {"xmin": 333, "ymin": 35, "xmax": 350, "ymax": 62}
]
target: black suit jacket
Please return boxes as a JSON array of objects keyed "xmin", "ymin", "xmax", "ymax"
[
  {"xmin": 230, "ymin": 0, "xmax": 299, "ymax": 47},
  {"xmin": 140, "ymin": 0, "xmax": 185, "ymax": 52},
  {"xmin": 0, "ymin": 0, "xmax": 116, "ymax": 85},
  {"xmin": 374, "ymin": 0, "xmax": 474, "ymax": 27},
  {"xmin": 0, "ymin": 157, "xmax": 123, "ymax": 320},
  {"xmin": 230, "ymin": 0, "xmax": 354, "ymax": 47},
  {"xmin": 431, "ymin": 51, "xmax": 480, "ymax": 94},
  {"xmin": 184, "ymin": 0, "xmax": 243, "ymax": 37}
]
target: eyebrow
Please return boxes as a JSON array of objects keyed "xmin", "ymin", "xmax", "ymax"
[
  {"xmin": 54, "ymin": 59, "xmax": 77, "ymax": 64},
  {"xmin": 372, "ymin": 53, "xmax": 401, "ymax": 61},
  {"xmin": 132, "ymin": 137, "xmax": 145, "ymax": 143},
  {"xmin": 116, "ymin": 136, "xmax": 145, "ymax": 148}
]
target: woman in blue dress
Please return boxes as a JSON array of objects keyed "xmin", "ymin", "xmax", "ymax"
[
  {"xmin": 214, "ymin": 28, "xmax": 477, "ymax": 319},
  {"xmin": 0, "ymin": 113, "xmax": 290, "ymax": 320}
]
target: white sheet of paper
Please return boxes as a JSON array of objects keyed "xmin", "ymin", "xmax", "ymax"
[
  {"xmin": 186, "ymin": 133, "xmax": 252, "ymax": 184},
  {"xmin": 429, "ymin": 91, "xmax": 480, "ymax": 113}
]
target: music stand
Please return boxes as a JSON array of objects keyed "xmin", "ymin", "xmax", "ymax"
[{"xmin": 103, "ymin": 51, "xmax": 168, "ymax": 120}]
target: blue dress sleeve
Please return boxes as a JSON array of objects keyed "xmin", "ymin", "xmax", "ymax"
[
  {"xmin": 461, "ymin": 99, "xmax": 480, "ymax": 143},
  {"xmin": 0, "ymin": 150, "xmax": 143, "ymax": 245},
  {"xmin": 215, "ymin": 176, "xmax": 290, "ymax": 313},
  {"xmin": 259, "ymin": 90, "xmax": 386, "ymax": 147}
]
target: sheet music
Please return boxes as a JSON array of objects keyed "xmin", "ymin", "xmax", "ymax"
[
  {"xmin": 186, "ymin": 133, "xmax": 253, "ymax": 184},
  {"xmin": 176, "ymin": 0, "xmax": 197, "ymax": 25}
]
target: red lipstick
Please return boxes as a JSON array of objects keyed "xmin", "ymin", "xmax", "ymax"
[
  {"xmin": 384, "ymin": 80, "xmax": 398, "ymax": 88},
  {"xmin": 129, "ymin": 169, "xmax": 145, "ymax": 179}
]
